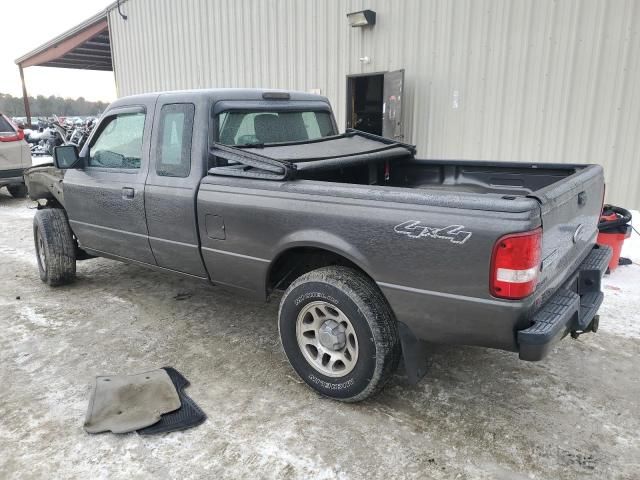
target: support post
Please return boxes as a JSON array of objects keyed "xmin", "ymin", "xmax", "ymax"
[{"xmin": 18, "ymin": 65, "xmax": 32, "ymax": 126}]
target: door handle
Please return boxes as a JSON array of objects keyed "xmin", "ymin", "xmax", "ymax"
[{"xmin": 122, "ymin": 187, "xmax": 135, "ymax": 199}]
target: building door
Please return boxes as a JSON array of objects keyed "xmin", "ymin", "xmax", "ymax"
[
  {"xmin": 144, "ymin": 98, "xmax": 208, "ymax": 278},
  {"xmin": 346, "ymin": 69, "xmax": 404, "ymax": 140},
  {"xmin": 382, "ymin": 69, "xmax": 405, "ymax": 140}
]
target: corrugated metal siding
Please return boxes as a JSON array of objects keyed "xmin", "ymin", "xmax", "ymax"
[{"xmin": 109, "ymin": 0, "xmax": 640, "ymax": 208}]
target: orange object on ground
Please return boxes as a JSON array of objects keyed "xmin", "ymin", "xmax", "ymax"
[
  {"xmin": 597, "ymin": 227, "xmax": 631, "ymax": 271},
  {"xmin": 597, "ymin": 205, "xmax": 632, "ymax": 272}
]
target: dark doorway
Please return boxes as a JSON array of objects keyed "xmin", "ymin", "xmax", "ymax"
[
  {"xmin": 346, "ymin": 74, "xmax": 384, "ymax": 135},
  {"xmin": 346, "ymin": 69, "xmax": 405, "ymax": 140}
]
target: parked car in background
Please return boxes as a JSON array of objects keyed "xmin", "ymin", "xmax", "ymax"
[{"xmin": 0, "ymin": 112, "xmax": 31, "ymax": 198}]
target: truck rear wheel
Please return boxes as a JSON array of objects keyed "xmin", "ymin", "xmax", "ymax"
[
  {"xmin": 8, "ymin": 184, "xmax": 27, "ymax": 198},
  {"xmin": 33, "ymin": 209, "xmax": 76, "ymax": 286},
  {"xmin": 279, "ymin": 266, "xmax": 400, "ymax": 402}
]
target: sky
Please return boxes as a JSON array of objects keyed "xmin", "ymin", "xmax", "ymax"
[{"xmin": 1, "ymin": 0, "xmax": 116, "ymax": 102}]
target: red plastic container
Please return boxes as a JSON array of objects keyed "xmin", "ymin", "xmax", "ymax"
[
  {"xmin": 597, "ymin": 205, "xmax": 633, "ymax": 272},
  {"xmin": 596, "ymin": 223, "xmax": 631, "ymax": 272}
]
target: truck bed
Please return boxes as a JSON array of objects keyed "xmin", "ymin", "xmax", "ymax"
[
  {"xmin": 202, "ymin": 131, "xmax": 604, "ymax": 353},
  {"xmin": 301, "ymin": 159, "xmax": 580, "ymax": 197},
  {"xmin": 209, "ymin": 131, "xmax": 583, "ymax": 198}
]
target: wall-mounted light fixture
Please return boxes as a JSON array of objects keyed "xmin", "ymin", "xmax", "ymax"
[{"xmin": 347, "ymin": 10, "xmax": 376, "ymax": 27}]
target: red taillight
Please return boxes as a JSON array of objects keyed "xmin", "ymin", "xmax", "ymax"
[
  {"xmin": 490, "ymin": 228, "xmax": 542, "ymax": 300},
  {"xmin": 0, "ymin": 130, "xmax": 24, "ymax": 142}
]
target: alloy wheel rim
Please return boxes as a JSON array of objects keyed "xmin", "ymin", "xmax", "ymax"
[{"xmin": 295, "ymin": 301, "xmax": 359, "ymax": 377}]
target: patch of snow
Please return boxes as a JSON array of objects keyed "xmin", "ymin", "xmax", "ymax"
[
  {"xmin": 104, "ymin": 294, "xmax": 130, "ymax": 305},
  {"xmin": 31, "ymin": 155, "xmax": 53, "ymax": 166},
  {"xmin": 0, "ymin": 201, "xmax": 37, "ymax": 265},
  {"xmin": 20, "ymin": 305, "xmax": 61, "ymax": 328},
  {"xmin": 0, "ymin": 202, "xmax": 37, "ymax": 220},
  {"xmin": 0, "ymin": 244, "xmax": 37, "ymax": 266},
  {"xmin": 256, "ymin": 439, "xmax": 347, "ymax": 480}
]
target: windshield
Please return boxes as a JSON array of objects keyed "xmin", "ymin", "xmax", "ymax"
[{"xmin": 217, "ymin": 110, "xmax": 335, "ymax": 146}]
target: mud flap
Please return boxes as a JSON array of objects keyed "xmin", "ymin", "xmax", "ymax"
[{"xmin": 398, "ymin": 322, "xmax": 429, "ymax": 384}]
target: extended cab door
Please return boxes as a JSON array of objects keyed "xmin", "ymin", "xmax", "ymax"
[
  {"xmin": 63, "ymin": 103, "xmax": 156, "ymax": 264},
  {"xmin": 144, "ymin": 97, "xmax": 208, "ymax": 278}
]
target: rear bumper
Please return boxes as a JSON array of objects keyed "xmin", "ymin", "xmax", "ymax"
[
  {"xmin": 0, "ymin": 176, "xmax": 25, "ymax": 187},
  {"xmin": 517, "ymin": 244, "xmax": 612, "ymax": 361}
]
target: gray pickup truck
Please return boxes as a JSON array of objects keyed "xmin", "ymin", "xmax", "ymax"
[{"xmin": 24, "ymin": 89, "xmax": 611, "ymax": 402}]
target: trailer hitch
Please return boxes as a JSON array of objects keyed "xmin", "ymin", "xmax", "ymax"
[{"xmin": 570, "ymin": 315, "xmax": 599, "ymax": 339}]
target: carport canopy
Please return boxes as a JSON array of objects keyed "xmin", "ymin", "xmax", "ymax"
[{"xmin": 14, "ymin": 7, "xmax": 113, "ymax": 123}]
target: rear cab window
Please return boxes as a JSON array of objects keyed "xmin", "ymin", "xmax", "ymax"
[
  {"xmin": 217, "ymin": 110, "xmax": 335, "ymax": 146},
  {"xmin": 156, "ymin": 103, "xmax": 195, "ymax": 178}
]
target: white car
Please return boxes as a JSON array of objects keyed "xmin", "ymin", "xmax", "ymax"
[{"xmin": 0, "ymin": 112, "xmax": 31, "ymax": 198}]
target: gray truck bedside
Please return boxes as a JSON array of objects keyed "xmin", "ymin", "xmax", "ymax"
[{"xmin": 24, "ymin": 88, "xmax": 611, "ymax": 402}]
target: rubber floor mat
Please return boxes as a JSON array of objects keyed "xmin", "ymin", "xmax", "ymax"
[
  {"xmin": 137, "ymin": 367, "xmax": 206, "ymax": 435},
  {"xmin": 84, "ymin": 369, "xmax": 181, "ymax": 434}
]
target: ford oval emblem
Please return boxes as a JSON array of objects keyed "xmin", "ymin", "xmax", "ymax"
[{"xmin": 572, "ymin": 224, "xmax": 584, "ymax": 244}]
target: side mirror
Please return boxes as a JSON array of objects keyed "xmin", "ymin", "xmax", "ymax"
[{"xmin": 53, "ymin": 145, "xmax": 82, "ymax": 169}]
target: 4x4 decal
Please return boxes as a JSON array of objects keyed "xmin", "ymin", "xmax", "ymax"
[{"xmin": 394, "ymin": 221, "xmax": 472, "ymax": 245}]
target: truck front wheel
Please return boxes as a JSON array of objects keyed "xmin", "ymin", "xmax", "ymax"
[
  {"xmin": 33, "ymin": 209, "xmax": 76, "ymax": 286},
  {"xmin": 279, "ymin": 266, "xmax": 400, "ymax": 402}
]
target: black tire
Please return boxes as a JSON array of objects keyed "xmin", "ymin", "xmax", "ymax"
[
  {"xmin": 7, "ymin": 184, "xmax": 27, "ymax": 198},
  {"xmin": 279, "ymin": 266, "xmax": 400, "ymax": 402},
  {"xmin": 33, "ymin": 209, "xmax": 76, "ymax": 286}
]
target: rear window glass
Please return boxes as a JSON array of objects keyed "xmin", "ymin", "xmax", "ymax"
[
  {"xmin": 0, "ymin": 115, "xmax": 15, "ymax": 133},
  {"xmin": 218, "ymin": 110, "xmax": 335, "ymax": 145},
  {"xmin": 156, "ymin": 103, "xmax": 195, "ymax": 177}
]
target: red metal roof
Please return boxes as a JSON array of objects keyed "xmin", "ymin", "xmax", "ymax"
[{"xmin": 15, "ymin": 9, "xmax": 112, "ymax": 71}]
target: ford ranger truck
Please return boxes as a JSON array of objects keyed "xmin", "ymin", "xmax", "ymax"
[{"xmin": 23, "ymin": 89, "xmax": 611, "ymax": 402}]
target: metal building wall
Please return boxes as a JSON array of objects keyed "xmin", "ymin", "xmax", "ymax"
[{"xmin": 109, "ymin": 0, "xmax": 640, "ymax": 208}]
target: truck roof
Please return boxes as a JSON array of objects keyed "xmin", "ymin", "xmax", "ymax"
[{"xmin": 108, "ymin": 88, "xmax": 330, "ymax": 110}]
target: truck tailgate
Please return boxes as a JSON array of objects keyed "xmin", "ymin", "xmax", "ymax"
[{"xmin": 530, "ymin": 165, "xmax": 605, "ymax": 301}]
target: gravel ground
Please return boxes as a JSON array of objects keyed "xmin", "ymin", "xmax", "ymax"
[{"xmin": 0, "ymin": 190, "xmax": 638, "ymax": 480}]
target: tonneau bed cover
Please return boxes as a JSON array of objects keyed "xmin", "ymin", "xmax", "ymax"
[{"xmin": 210, "ymin": 130, "xmax": 416, "ymax": 180}]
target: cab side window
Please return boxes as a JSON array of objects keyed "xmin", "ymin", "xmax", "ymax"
[
  {"xmin": 156, "ymin": 103, "xmax": 195, "ymax": 178},
  {"xmin": 89, "ymin": 112, "xmax": 145, "ymax": 169}
]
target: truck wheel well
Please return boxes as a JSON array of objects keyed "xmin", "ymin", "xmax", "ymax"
[
  {"xmin": 267, "ymin": 247, "xmax": 369, "ymax": 295},
  {"xmin": 36, "ymin": 198, "xmax": 63, "ymax": 210}
]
